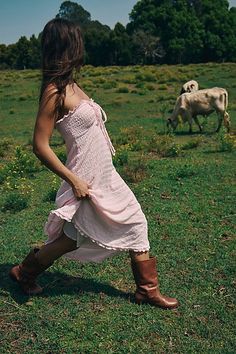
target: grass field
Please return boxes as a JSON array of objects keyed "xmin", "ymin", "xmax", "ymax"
[{"xmin": 0, "ymin": 63, "xmax": 236, "ymax": 353}]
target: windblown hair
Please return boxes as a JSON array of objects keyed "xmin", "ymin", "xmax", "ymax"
[{"xmin": 39, "ymin": 18, "xmax": 83, "ymax": 121}]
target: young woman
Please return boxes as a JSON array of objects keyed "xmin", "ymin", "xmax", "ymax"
[{"xmin": 9, "ymin": 18, "xmax": 179, "ymax": 309}]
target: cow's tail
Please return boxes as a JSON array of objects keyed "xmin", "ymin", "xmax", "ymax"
[
  {"xmin": 223, "ymin": 91, "xmax": 230, "ymax": 132},
  {"xmin": 223, "ymin": 91, "xmax": 228, "ymax": 110}
]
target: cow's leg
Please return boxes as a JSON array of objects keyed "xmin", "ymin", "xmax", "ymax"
[
  {"xmin": 223, "ymin": 111, "xmax": 231, "ymax": 133},
  {"xmin": 216, "ymin": 112, "xmax": 223, "ymax": 132},
  {"xmin": 193, "ymin": 115, "xmax": 202, "ymax": 132},
  {"xmin": 182, "ymin": 111, "xmax": 193, "ymax": 134}
]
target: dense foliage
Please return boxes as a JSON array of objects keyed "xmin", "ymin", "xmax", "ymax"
[{"xmin": 0, "ymin": 0, "xmax": 236, "ymax": 69}]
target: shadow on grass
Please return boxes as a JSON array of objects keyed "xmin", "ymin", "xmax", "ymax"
[
  {"xmin": 0, "ymin": 263, "xmax": 133, "ymax": 305},
  {"xmin": 174, "ymin": 130, "xmax": 204, "ymax": 136}
]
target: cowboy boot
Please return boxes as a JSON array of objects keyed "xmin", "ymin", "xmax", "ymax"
[
  {"xmin": 131, "ymin": 256, "xmax": 179, "ymax": 309},
  {"xmin": 9, "ymin": 247, "xmax": 53, "ymax": 295}
]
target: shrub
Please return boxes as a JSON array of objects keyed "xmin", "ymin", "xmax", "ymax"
[
  {"xmin": 182, "ymin": 137, "xmax": 203, "ymax": 150},
  {"xmin": 146, "ymin": 84, "xmax": 155, "ymax": 91},
  {"xmin": 144, "ymin": 73, "xmax": 156, "ymax": 82},
  {"xmin": 217, "ymin": 131, "xmax": 236, "ymax": 152},
  {"xmin": 18, "ymin": 95, "xmax": 29, "ymax": 101},
  {"xmin": 158, "ymin": 84, "xmax": 168, "ymax": 90},
  {"xmin": 2, "ymin": 191, "xmax": 29, "ymax": 212},
  {"xmin": 43, "ymin": 188, "xmax": 58, "ymax": 202},
  {"xmin": 135, "ymin": 73, "xmax": 145, "ymax": 81},
  {"xmin": 113, "ymin": 145, "xmax": 130, "ymax": 167},
  {"xmin": 135, "ymin": 82, "xmax": 145, "ymax": 89},
  {"xmin": 171, "ymin": 164, "xmax": 197, "ymax": 179},
  {"xmin": 138, "ymin": 90, "xmax": 147, "ymax": 95},
  {"xmin": 0, "ymin": 137, "xmax": 13, "ymax": 157},
  {"xmin": 119, "ymin": 126, "xmax": 145, "ymax": 145},
  {"xmin": 0, "ymin": 146, "xmax": 41, "ymax": 184},
  {"xmin": 102, "ymin": 81, "xmax": 118, "ymax": 89},
  {"xmin": 145, "ymin": 134, "xmax": 181, "ymax": 157},
  {"xmin": 122, "ymin": 156, "xmax": 148, "ymax": 183},
  {"xmin": 116, "ymin": 87, "xmax": 129, "ymax": 93},
  {"xmin": 9, "ymin": 146, "xmax": 40, "ymax": 176}
]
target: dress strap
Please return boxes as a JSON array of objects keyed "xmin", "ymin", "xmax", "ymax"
[
  {"xmin": 100, "ymin": 107, "xmax": 116, "ymax": 156},
  {"xmin": 92, "ymin": 102, "xmax": 116, "ymax": 156}
]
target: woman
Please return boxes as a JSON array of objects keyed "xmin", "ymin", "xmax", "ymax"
[{"xmin": 9, "ymin": 18, "xmax": 179, "ymax": 309}]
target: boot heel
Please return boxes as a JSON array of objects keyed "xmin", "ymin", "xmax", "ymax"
[
  {"xmin": 9, "ymin": 266, "xmax": 19, "ymax": 282},
  {"xmin": 135, "ymin": 293, "xmax": 147, "ymax": 305},
  {"xmin": 9, "ymin": 272, "xmax": 17, "ymax": 282}
]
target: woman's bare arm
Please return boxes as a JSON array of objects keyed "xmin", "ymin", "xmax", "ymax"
[{"xmin": 32, "ymin": 86, "xmax": 90, "ymax": 198}]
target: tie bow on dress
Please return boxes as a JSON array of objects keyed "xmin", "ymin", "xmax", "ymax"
[{"xmin": 89, "ymin": 99, "xmax": 116, "ymax": 157}]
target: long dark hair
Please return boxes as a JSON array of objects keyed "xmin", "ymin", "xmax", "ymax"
[{"xmin": 39, "ymin": 18, "xmax": 83, "ymax": 120}]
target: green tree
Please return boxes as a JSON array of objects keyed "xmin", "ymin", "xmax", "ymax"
[
  {"xmin": 191, "ymin": 0, "xmax": 236, "ymax": 61},
  {"xmin": 15, "ymin": 36, "xmax": 31, "ymax": 69},
  {"xmin": 131, "ymin": 30, "xmax": 165, "ymax": 64},
  {"xmin": 56, "ymin": 1, "xmax": 112, "ymax": 66},
  {"xmin": 28, "ymin": 35, "xmax": 41, "ymax": 69},
  {"xmin": 128, "ymin": 0, "xmax": 236, "ymax": 63},
  {"xmin": 56, "ymin": 0, "xmax": 91, "ymax": 27},
  {"xmin": 109, "ymin": 23, "xmax": 132, "ymax": 65}
]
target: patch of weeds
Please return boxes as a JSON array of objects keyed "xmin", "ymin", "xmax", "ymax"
[
  {"xmin": 135, "ymin": 73, "xmax": 145, "ymax": 81},
  {"xmin": 18, "ymin": 95, "xmax": 31, "ymax": 101},
  {"xmin": 119, "ymin": 126, "xmax": 145, "ymax": 145},
  {"xmin": 145, "ymin": 134, "xmax": 181, "ymax": 157},
  {"xmin": 102, "ymin": 81, "xmax": 118, "ymax": 90},
  {"xmin": 113, "ymin": 145, "xmax": 130, "ymax": 167},
  {"xmin": 144, "ymin": 73, "xmax": 156, "ymax": 82},
  {"xmin": 94, "ymin": 77, "xmax": 106, "ymax": 84},
  {"xmin": 2, "ymin": 191, "xmax": 29, "ymax": 212},
  {"xmin": 116, "ymin": 87, "xmax": 129, "ymax": 93},
  {"xmin": 130, "ymin": 140, "xmax": 146, "ymax": 151},
  {"xmin": 171, "ymin": 164, "xmax": 197, "ymax": 180},
  {"xmin": 138, "ymin": 90, "xmax": 147, "ymax": 96},
  {"xmin": 0, "ymin": 137, "xmax": 14, "ymax": 157},
  {"xmin": 146, "ymin": 84, "xmax": 155, "ymax": 91},
  {"xmin": 217, "ymin": 130, "xmax": 236, "ymax": 152},
  {"xmin": 43, "ymin": 176, "xmax": 60, "ymax": 202},
  {"xmin": 0, "ymin": 169, "xmax": 8, "ymax": 184},
  {"xmin": 10, "ymin": 146, "xmax": 40, "ymax": 176},
  {"xmin": 0, "ymin": 146, "xmax": 41, "ymax": 184},
  {"xmin": 43, "ymin": 188, "xmax": 58, "ymax": 202},
  {"xmin": 123, "ymin": 77, "xmax": 135, "ymax": 84},
  {"xmin": 56, "ymin": 149, "xmax": 67, "ymax": 164},
  {"xmin": 158, "ymin": 84, "xmax": 168, "ymax": 90},
  {"xmin": 9, "ymin": 108, "xmax": 15, "ymax": 114},
  {"xmin": 122, "ymin": 156, "xmax": 149, "ymax": 183},
  {"xmin": 135, "ymin": 82, "xmax": 145, "ymax": 89},
  {"xmin": 182, "ymin": 137, "xmax": 203, "ymax": 150}
]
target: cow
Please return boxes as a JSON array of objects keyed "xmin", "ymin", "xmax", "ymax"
[
  {"xmin": 167, "ymin": 87, "xmax": 230, "ymax": 133},
  {"xmin": 180, "ymin": 80, "xmax": 199, "ymax": 95}
]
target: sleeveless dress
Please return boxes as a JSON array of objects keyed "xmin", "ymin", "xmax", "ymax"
[{"xmin": 43, "ymin": 98, "xmax": 150, "ymax": 263}]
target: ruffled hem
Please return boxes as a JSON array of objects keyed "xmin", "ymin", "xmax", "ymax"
[
  {"xmin": 44, "ymin": 209, "xmax": 150, "ymax": 254},
  {"xmin": 71, "ymin": 220, "xmax": 150, "ymax": 253}
]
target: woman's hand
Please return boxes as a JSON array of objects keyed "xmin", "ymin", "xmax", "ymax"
[{"xmin": 71, "ymin": 176, "xmax": 91, "ymax": 200}]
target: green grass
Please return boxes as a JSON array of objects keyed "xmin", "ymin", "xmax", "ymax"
[{"xmin": 0, "ymin": 63, "xmax": 236, "ymax": 353}]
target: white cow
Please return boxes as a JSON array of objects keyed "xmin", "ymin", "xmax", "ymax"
[
  {"xmin": 180, "ymin": 80, "xmax": 199, "ymax": 95},
  {"xmin": 167, "ymin": 87, "xmax": 230, "ymax": 133}
]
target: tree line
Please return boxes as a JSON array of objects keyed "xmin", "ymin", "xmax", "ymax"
[{"xmin": 0, "ymin": 0, "xmax": 236, "ymax": 69}]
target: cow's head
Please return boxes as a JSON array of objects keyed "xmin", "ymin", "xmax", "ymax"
[{"xmin": 167, "ymin": 117, "xmax": 178, "ymax": 131}]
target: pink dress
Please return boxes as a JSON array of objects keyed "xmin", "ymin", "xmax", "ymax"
[{"xmin": 43, "ymin": 98, "xmax": 150, "ymax": 263}]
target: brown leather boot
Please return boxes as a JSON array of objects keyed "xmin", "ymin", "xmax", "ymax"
[
  {"xmin": 131, "ymin": 256, "xmax": 179, "ymax": 309},
  {"xmin": 9, "ymin": 247, "xmax": 53, "ymax": 295}
]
